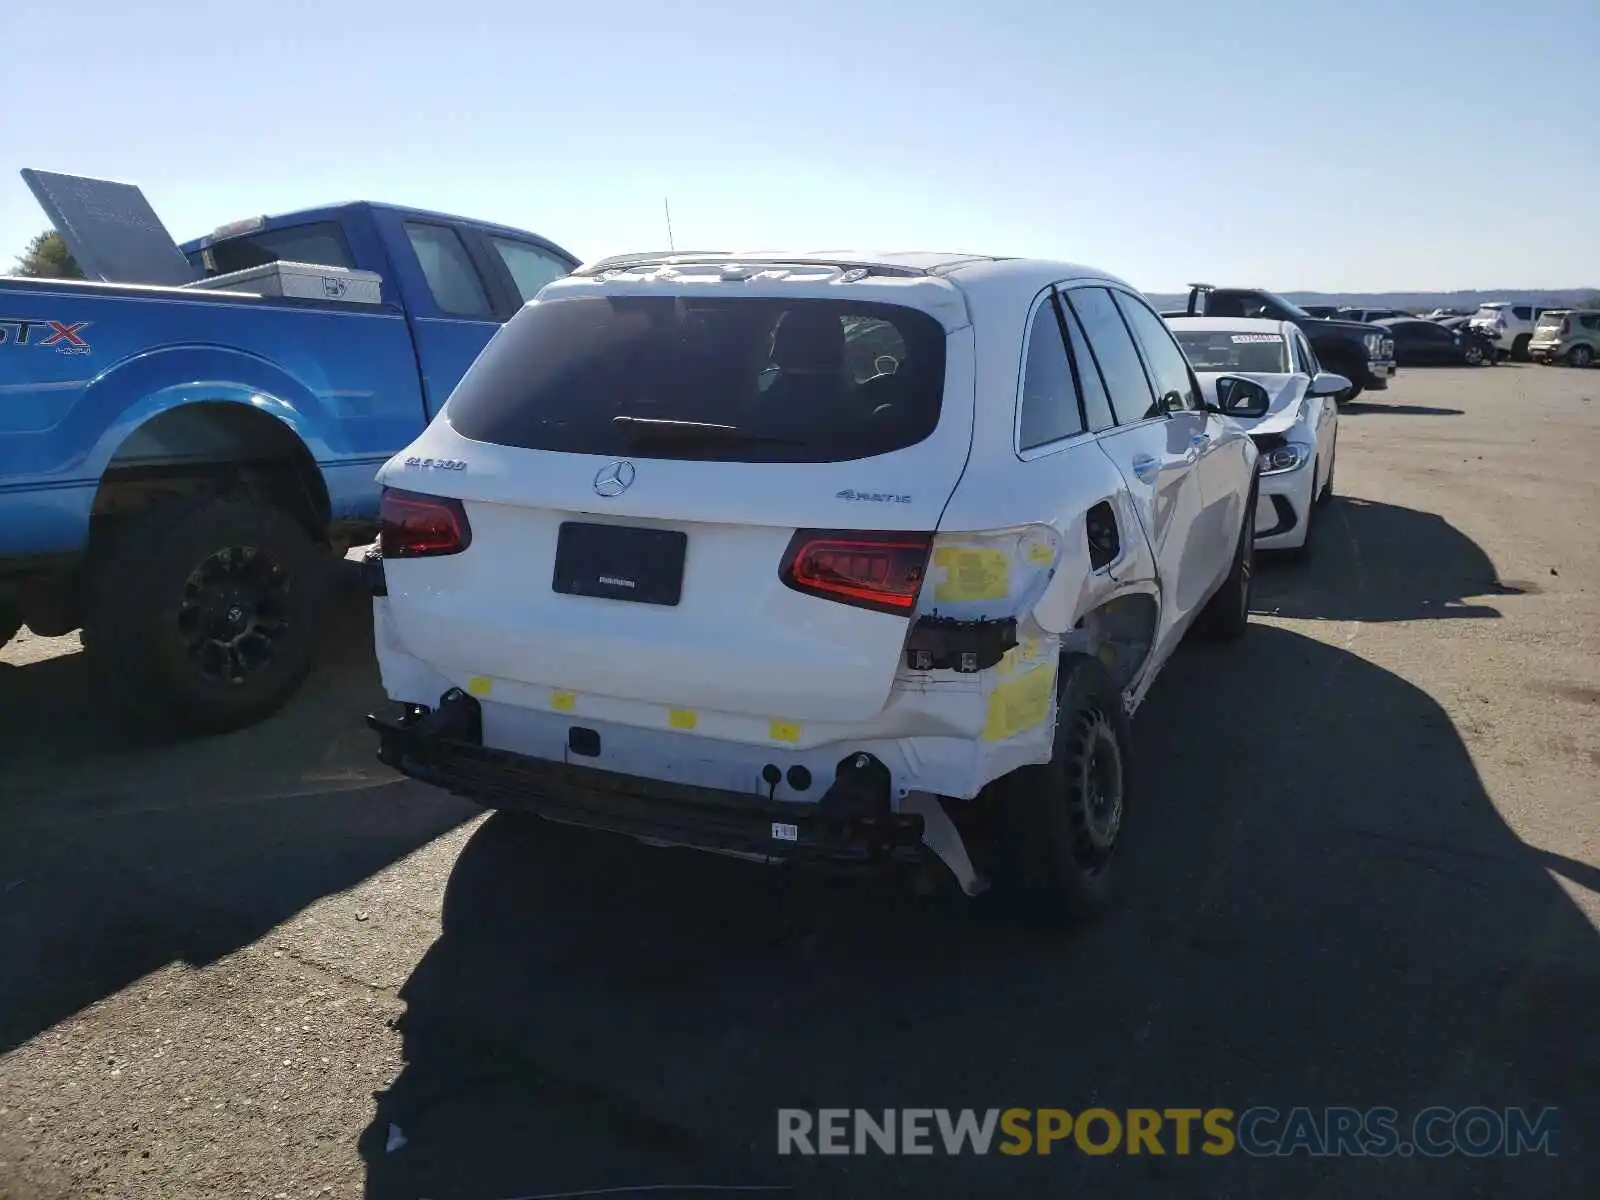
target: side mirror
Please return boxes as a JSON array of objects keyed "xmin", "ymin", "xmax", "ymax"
[
  {"xmin": 1211, "ymin": 376, "xmax": 1272, "ymax": 419},
  {"xmin": 1309, "ymin": 371, "xmax": 1352, "ymax": 398}
]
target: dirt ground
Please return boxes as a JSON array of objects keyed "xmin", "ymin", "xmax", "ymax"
[{"xmin": 1, "ymin": 362, "xmax": 1596, "ymax": 1199}]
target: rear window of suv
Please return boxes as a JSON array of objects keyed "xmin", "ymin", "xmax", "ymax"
[{"xmin": 445, "ymin": 295, "xmax": 947, "ymax": 463}]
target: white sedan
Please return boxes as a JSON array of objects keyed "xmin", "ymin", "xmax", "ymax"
[{"xmin": 1166, "ymin": 317, "xmax": 1345, "ymax": 556}]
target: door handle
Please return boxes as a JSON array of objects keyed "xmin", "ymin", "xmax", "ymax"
[{"xmin": 1130, "ymin": 455, "xmax": 1160, "ymax": 483}]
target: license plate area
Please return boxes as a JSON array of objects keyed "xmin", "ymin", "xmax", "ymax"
[{"xmin": 552, "ymin": 522, "xmax": 688, "ymax": 606}]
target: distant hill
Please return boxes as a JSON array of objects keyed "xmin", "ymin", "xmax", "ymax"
[{"xmin": 1146, "ymin": 288, "xmax": 1600, "ymax": 313}]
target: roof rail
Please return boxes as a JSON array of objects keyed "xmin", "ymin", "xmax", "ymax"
[
  {"xmin": 572, "ymin": 250, "xmax": 731, "ymax": 276},
  {"xmin": 571, "ymin": 251, "xmax": 934, "ymax": 279}
]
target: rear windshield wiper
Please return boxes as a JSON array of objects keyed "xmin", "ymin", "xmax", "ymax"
[{"xmin": 611, "ymin": 416, "xmax": 806, "ymax": 447}]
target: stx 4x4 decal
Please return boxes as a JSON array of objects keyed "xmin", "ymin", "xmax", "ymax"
[{"xmin": 0, "ymin": 318, "xmax": 93, "ymax": 355}]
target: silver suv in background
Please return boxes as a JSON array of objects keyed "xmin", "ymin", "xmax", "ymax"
[{"xmin": 1469, "ymin": 302, "xmax": 1552, "ymax": 361}]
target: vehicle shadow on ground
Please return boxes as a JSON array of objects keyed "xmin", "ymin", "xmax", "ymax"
[
  {"xmin": 0, "ymin": 590, "xmax": 477, "ymax": 1055},
  {"xmin": 362, "ymin": 625, "xmax": 1598, "ymax": 1198},
  {"xmin": 1252, "ymin": 495, "xmax": 1531, "ymax": 621}
]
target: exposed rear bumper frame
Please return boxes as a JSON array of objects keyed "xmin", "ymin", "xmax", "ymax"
[{"xmin": 368, "ymin": 691, "xmax": 928, "ymax": 869}]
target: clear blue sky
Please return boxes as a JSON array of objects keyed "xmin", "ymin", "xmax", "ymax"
[{"xmin": 3, "ymin": 0, "xmax": 1595, "ymax": 292}]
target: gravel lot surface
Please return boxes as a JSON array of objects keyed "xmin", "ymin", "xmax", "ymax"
[{"xmin": 2, "ymin": 363, "xmax": 1597, "ymax": 1199}]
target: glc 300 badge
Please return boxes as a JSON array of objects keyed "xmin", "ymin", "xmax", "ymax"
[{"xmin": 403, "ymin": 456, "xmax": 467, "ymax": 471}]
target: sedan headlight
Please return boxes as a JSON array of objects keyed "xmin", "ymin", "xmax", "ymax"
[{"xmin": 1254, "ymin": 440, "xmax": 1312, "ymax": 475}]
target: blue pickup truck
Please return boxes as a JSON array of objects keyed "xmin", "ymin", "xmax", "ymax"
[{"xmin": 1, "ymin": 180, "xmax": 578, "ymax": 732}]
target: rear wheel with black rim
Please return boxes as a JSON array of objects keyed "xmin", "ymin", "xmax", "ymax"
[
  {"xmin": 1512, "ymin": 334, "xmax": 1532, "ymax": 362},
  {"xmin": 84, "ymin": 496, "xmax": 325, "ymax": 735},
  {"xmin": 989, "ymin": 654, "xmax": 1132, "ymax": 925}
]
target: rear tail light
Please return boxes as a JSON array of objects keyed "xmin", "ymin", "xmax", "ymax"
[
  {"xmin": 780, "ymin": 529, "xmax": 933, "ymax": 614},
  {"xmin": 379, "ymin": 487, "xmax": 472, "ymax": 559}
]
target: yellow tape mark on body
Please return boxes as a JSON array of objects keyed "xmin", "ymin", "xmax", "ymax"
[
  {"xmin": 551, "ymin": 690, "xmax": 577, "ymax": 712},
  {"xmin": 466, "ymin": 675, "xmax": 493, "ymax": 697},
  {"xmin": 1026, "ymin": 541, "xmax": 1055, "ymax": 565},
  {"xmin": 932, "ymin": 547, "xmax": 1010, "ymax": 602},
  {"xmin": 668, "ymin": 708, "xmax": 698, "ymax": 731},
  {"xmin": 982, "ymin": 662, "xmax": 1056, "ymax": 742},
  {"xmin": 768, "ymin": 719, "xmax": 801, "ymax": 743}
]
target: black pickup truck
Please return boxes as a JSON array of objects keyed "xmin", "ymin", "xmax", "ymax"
[{"xmin": 1174, "ymin": 285, "xmax": 1397, "ymax": 401}]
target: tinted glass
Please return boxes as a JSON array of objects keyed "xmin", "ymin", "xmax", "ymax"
[
  {"xmin": 1061, "ymin": 304, "xmax": 1117, "ymax": 432},
  {"xmin": 1065, "ymin": 288, "xmax": 1156, "ymax": 423},
  {"xmin": 446, "ymin": 296, "xmax": 946, "ymax": 463},
  {"xmin": 1018, "ymin": 297, "xmax": 1085, "ymax": 450},
  {"xmin": 1298, "ymin": 333, "xmax": 1321, "ymax": 374},
  {"xmin": 404, "ymin": 222, "xmax": 491, "ymax": 317},
  {"xmin": 1173, "ymin": 329, "xmax": 1290, "ymax": 373},
  {"xmin": 205, "ymin": 221, "xmax": 354, "ymax": 275},
  {"xmin": 1114, "ymin": 292, "xmax": 1199, "ymax": 410},
  {"xmin": 1512, "ymin": 305, "xmax": 1533, "ymax": 320},
  {"xmin": 492, "ymin": 238, "xmax": 573, "ymax": 302}
]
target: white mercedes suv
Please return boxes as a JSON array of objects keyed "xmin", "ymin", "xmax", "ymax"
[{"xmin": 367, "ymin": 251, "xmax": 1263, "ymax": 920}]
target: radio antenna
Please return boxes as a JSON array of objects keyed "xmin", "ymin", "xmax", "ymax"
[{"xmin": 664, "ymin": 197, "xmax": 676, "ymax": 252}]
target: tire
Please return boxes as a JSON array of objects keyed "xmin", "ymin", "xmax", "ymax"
[
  {"xmin": 989, "ymin": 654, "xmax": 1132, "ymax": 924},
  {"xmin": 1570, "ymin": 345, "xmax": 1594, "ymax": 369},
  {"xmin": 1317, "ymin": 445, "xmax": 1336, "ymax": 506},
  {"xmin": 1198, "ymin": 482, "xmax": 1256, "ymax": 641},
  {"xmin": 82, "ymin": 496, "xmax": 325, "ymax": 736},
  {"xmin": 1338, "ymin": 379, "xmax": 1363, "ymax": 404},
  {"xmin": 1512, "ymin": 334, "xmax": 1532, "ymax": 362},
  {"xmin": 1463, "ymin": 342, "xmax": 1487, "ymax": 367}
]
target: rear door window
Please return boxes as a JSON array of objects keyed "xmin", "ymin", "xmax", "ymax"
[
  {"xmin": 201, "ymin": 221, "xmax": 354, "ymax": 276},
  {"xmin": 1060, "ymin": 303, "xmax": 1117, "ymax": 432},
  {"xmin": 1064, "ymin": 288, "xmax": 1157, "ymax": 423},
  {"xmin": 1512, "ymin": 305, "xmax": 1533, "ymax": 321},
  {"xmin": 445, "ymin": 296, "xmax": 947, "ymax": 463},
  {"xmin": 404, "ymin": 222, "xmax": 493, "ymax": 317},
  {"xmin": 1017, "ymin": 294, "xmax": 1085, "ymax": 451}
]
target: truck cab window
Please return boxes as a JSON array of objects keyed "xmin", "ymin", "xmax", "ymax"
[
  {"xmin": 405, "ymin": 222, "xmax": 492, "ymax": 318},
  {"xmin": 491, "ymin": 238, "xmax": 573, "ymax": 303},
  {"xmin": 202, "ymin": 222, "xmax": 354, "ymax": 276}
]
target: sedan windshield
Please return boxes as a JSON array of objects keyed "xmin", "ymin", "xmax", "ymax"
[{"xmin": 1173, "ymin": 330, "xmax": 1291, "ymax": 374}]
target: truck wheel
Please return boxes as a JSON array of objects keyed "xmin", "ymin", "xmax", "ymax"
[
  {"xmin": 84, "ymin": 496, "xmax": 324, "ymax": 735},
  {"xmin": 1338, "ymin": 375, "xmax": 1363, "ymax": 404},
  {"xmin": 1199, "ymin": 485, "xmax": 1256, "ymax": 641},
  {"xmin": 990, "ymin": 654, "xmax": 1132, "ymax": 924},
  {"xmin": 1570, "ymin": 345, "xmax": 1594, "ymax": 369},
  {"xmin": 1512, "ymin": 334, "xmax": 1532, "ymax": 362}
]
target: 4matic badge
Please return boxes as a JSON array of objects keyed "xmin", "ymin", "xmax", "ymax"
[{"xmin": 0, "ymin": 318, "xmax": 92, "ymax": 355}]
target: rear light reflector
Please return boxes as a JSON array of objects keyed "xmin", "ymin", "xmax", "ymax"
[
  {"xmin": 379, "ymin": 487, "xmax": 472, "ymax": 558},
  {"xmin": 780, "ymin": 529, "xmax": 933, "ymax": 615}
]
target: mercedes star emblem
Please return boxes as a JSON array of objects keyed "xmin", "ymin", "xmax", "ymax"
[{"xmin": 593, "ymin": 460, "xmax": 636, "ymax": 497}]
